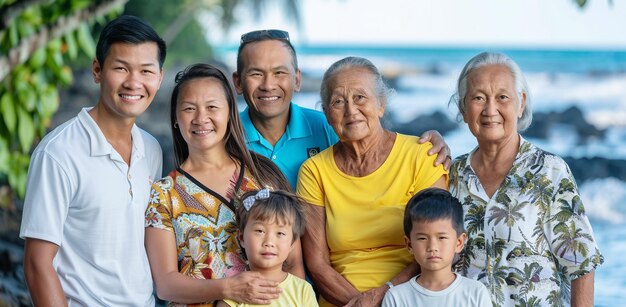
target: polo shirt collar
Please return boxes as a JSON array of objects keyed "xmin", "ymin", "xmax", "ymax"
[
  {"xmin": 285, "ymin": 103, "xmax": 311, "ymax": 139},
  {"xmin": 241, "ymin": 102, "xmax": 312, "ymax": 143},
  {"xmin": 77, "ymin": 107, "xmax": 145, "ymax": 159}
]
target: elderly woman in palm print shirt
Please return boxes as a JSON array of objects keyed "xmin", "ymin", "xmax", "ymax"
[{"xmin": 448, "ymin": 52, "xmax": 603, "ymax": 307}]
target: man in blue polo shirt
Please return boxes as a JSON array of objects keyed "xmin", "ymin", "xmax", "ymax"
[{"xmin": 233, "ymin": 29, "xmax": 450, "ymax": 188}]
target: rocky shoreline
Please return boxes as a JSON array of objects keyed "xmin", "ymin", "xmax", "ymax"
[{"xmin": 1, "ymin": 67, "xmax": 624, "ymax": 305}]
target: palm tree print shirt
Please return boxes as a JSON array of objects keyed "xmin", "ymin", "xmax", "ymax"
[{"xmin": 450, "ymin": 137, "xmax": 603, "ymax": 307}]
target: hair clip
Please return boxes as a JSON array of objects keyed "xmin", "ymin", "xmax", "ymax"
[{"xmin": 242, "ymin": 188, "xmax": 270, "ymax": 211}]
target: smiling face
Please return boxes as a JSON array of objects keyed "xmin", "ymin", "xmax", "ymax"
[
  {"xmin": 325, "ymin": 67, "xmax": 385, "ymax": 142},
  {"xmin": 92, "ymin": 42, "xmax": 163, "ymax": 122},
  {"xmin": 175, "ymin": 78, "xmax": 230, "ymax": 155},
  {"xmin": 462, "ymin": 64, "xmax": 526, "ymax": 145},
  {"xmin": 233, "ymin": 40, "xmax": 301, "ymax": 124},
  {"xmin": 406, "ymin": 219, "xmax": 465, "ymax": 274},
  {"xmin": 240, "ymin": 217, "xmax": 295, "ymax": 274}
]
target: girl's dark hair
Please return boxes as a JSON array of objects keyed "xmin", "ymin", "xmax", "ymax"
[
  {"xmin": 170, "ymin": 63, "xmax": 285, "ymax": 187},
  {"xmin": 237, "ymin": 190, "xmax": 306, "ymax": 242},
  {"xmin": 403, "ymin": 188, "xmax": 465, "ymax": 237},
  {"xmin": 96, "ymin": 15, "xmax": 166, "ymax": 68}
]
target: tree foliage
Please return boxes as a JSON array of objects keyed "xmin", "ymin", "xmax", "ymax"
[
  {"xmin": 124, "ymin": 0, "xmax": 301, "ymax": 65},
  {"xmin": 0, "ymin": 0, "xmax": 302, "ymax": 208},
  {"xmin": 0, "ymin": 0, "xmax": 127, "ymax": 206}
]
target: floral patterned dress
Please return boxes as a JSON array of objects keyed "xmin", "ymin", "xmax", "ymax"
[
  {"xmin": 145, "ymin": 162, "xmax": 261, "ymax": 307},
  {"xmin": 450, "ymin": 137, "xmax": 604, "ymax": 307}
]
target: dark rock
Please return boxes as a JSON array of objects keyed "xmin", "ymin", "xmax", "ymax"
[
  {"xmin": 523, "ymin": 106, "xmax": 605, "ymax": 143},
  {"xmin": 390, "ymin": 110, "xmax": 458, "ymax": 136},
  {"xmin": 564, "ymin": 157, "xmax": 626, "ymax": 183}
]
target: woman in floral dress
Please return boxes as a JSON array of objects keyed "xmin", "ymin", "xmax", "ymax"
[
  {"xmin": 449, "ymin": 52, "xmax": 603, "ymax": 307},
  {"xmin": 144, "ymin": 64, "xmax": 302, "ymax": 306}
]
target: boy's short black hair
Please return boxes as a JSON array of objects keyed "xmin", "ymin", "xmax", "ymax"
[
  {"xmin": 403, "ymin": 188, "xmax": 465, "ymax": 237},
  {"xmin": 96, "ymin": 15, "xmax": 166, "ymax": 68}
]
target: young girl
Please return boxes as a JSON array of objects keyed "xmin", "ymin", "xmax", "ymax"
[
  {"xmin": 144, "ymin": 64, "xmax": 302, "ymax": 306},
  {"xmin": 218, "ymin": 189, "xmax": 318, "ymax": 307}
]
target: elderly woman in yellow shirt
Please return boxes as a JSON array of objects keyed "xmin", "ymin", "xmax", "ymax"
[{"xmin": 297, "ymin": 57, "xmax": 448, "ymax": 307}]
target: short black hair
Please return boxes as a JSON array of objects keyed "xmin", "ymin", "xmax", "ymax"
[
  {"xmin": 96, "ymin": 15, "xmax": 166, "ymax": 68},
  {"xmin": 403, "ymin": 188, "xmax": 465, "ymax": 237},
  {"xmin": 236, "ymin": 30, "xmax": 298, "ymax": 77}
]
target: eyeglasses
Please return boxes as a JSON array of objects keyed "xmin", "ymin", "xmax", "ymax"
[{"xmin": 240, "ymin": 29, "xmax": 290, "ymax": 44}]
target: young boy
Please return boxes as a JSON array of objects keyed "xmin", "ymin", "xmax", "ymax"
[
  {"xmin": 218, "ymin": 189, "xmax": 318, "ymax": 307},
  {"xmin": 382, "ymin": 188, "xmax": 491, "ymax": 307}
]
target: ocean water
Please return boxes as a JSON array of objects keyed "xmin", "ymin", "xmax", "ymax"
[{"xmin": 218, "ymin": 46, "xmax": 626, "ymax": 305}]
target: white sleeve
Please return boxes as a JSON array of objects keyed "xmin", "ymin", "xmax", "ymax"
[
  {"xmin": 478, "ymin": 284, "xmax": 493, "ymax": 307},
  {"xmin": 381, "ymin": 289, "xmax": 399, "ymax": 307},
  {"xmin": 19, "ymin": 151, "xmax": 73, "ymax": 245}
]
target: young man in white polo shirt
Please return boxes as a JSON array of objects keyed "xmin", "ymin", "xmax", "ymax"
[{"xmin": 20, "ymin": 15, "xmax": 166, "ymax": 306}]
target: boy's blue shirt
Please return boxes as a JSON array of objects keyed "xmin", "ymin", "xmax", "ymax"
[{"xmin": 240, "ymin": 102, "xmax": 338, "ymax": 189}]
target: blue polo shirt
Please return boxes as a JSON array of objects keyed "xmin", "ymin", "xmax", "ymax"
[{"xmin": 241, "ymin": 102, "xmax": 338, "ymax": 188}]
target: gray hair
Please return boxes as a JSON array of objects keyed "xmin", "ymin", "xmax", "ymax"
[
  {"xmin": 320, "ymin": 56, "xmax": 394, "ymax": 113},
  {"xmin": 450, "ymin": 52, "xmax": 533, "ymax": 132}
]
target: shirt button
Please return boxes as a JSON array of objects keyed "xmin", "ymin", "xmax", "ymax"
[
  {"xmin": 128, "ymin": 173, "xmax": 132, "ymax": 180},
  {"xmin": 272, "ymin": 155, "xmax": 276, "ymax": 160}
]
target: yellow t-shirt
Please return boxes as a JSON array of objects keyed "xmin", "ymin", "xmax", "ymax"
[
  {"xmin": 223, "ymin": 273, "xmax": 318, "ymax": 307},
  {"xmin": 297, "ymin": 133, "xmax": 447, "ymax": 306}
]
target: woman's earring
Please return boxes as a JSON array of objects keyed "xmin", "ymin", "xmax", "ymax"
[{"xmin": 174, "ymin": 122, "xmax": 178, "ymax": 129}]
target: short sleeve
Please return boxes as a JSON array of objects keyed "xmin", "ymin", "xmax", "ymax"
[
  {"xmin": 151, "ymin": 145, "xmax": 163, "ymax": 180},
  {"xmin": 296, "ymin": 158, "xmax": 325, "ymax": 207},
  {"xmin": 544, "ymin": 159, "xmax": 603, "ymax": 279},
  {"xmin": 301, "ymin": 282, "xmax": 319, "ymax": 306},
  {"xmin": 144, "ymin": 178, "xmax": 174, "ymax": 232},
  {"xmin": 477, "ymin": 283, "xmax": 493, "ymax": 307},
  {"xmin": 411, "ymin": 140, "xmax": 448, "ymax": 192},
  {"xmin": 381, "ymin": 289, "xmax": 399, "ymax": 307},
  {"xmin": 20, "ymin": 151, "xmax": 73, "ymax": 245}
]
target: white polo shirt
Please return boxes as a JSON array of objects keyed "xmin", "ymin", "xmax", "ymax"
[{"xmin": 20, "ymin": 108, "xmax": 161, "ymax": 306}]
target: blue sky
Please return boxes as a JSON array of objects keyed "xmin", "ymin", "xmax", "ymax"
[{"xmin": 201, "ymin": 0, "xmax": 626, "ymax": 49}]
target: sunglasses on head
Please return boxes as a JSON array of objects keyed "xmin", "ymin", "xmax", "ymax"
[{"xmin": 240, "ymin": 29, "xmax": 290, "ymax": 44}]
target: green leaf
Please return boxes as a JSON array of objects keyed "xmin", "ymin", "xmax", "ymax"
[
  {"xmin": 0, "ymin": 139, "xmax": 8, "ymax": 174},
  {"xmin": 9, "ymin": 20, "xmax": 19, "ymax": 46},
  {"xmin": 16, "ymin": 72, "xmax": 37, "ymax": 112},
  {"xmin": 17, "ymin": 106, "xmax": 36, "ymax": 153},
  {"xmin": 39, "ymin": 85, "xmax": 60, "ymax": 119},
  {"xmin": 16, "ymin": 18, "xmax": 36, "ymax": 38},
  {"xmin": 29, "ymin": 47, "xmax": 47, "ymax": 68},
  {"xmin": 47, "ymin": 38, "xmax": 62, "ymax": 52},
  {"xmin": 95, "ymin": 15, "xmax": 106, "ymax": 25},
  {"xmin": 0, "ymin": 93, "xmax": 17, "ymax": 133},
  {"xmin": 64, "ymin": 31, "xmax": 78, "ymax": 59},
  {"xmin": 76, "ymin": 23, "xmax": 96, "ymax": 57},
  {"xmin": 8, "ymin": 152, "xmax": 30, "ymax": 198},
  {"xmin": 21, "ymin": 6, "xmax": 43, "ymax": 25},
  {"xmin": 24, "ymin": 88, "xmax": 37, "ymax": 112},
  {"xmin": 31, "ymin": 70, "xmax": 47, "ymax": 87},
  {"xmin": 58, "ymin": 66, "xmax": 73, "ymax": 86},
  {"xmin": 46, "ymin": 48, "xmax": 64, "ymax": 72},
  {"xmin": 70, "ymin": 0, "xmax": 92, "ymax": 11}
]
